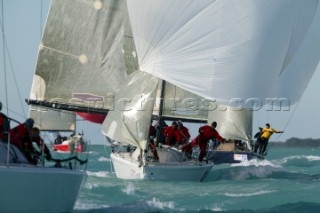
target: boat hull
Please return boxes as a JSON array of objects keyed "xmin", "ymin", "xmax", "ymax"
[
  {"xmin": 208, "ymin": 150, "xmax": 256, "ymax": 164},
  {"xmin": 111, "ymin": 152, "xmax": 212, "ymax": 181},
  {"xmin": 0, "ymin": 165, "xmax": 86, "ymax": 213},
  {"xmin": 53, "ymin": 143, "xmax": 85, "ymax": 153}
]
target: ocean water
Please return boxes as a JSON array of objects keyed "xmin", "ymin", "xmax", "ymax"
[{"xmin": 71, "ymin": 145, "xmax": 320, "ymax": 213}]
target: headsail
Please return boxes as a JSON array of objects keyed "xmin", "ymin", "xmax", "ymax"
[{"xmin": 102, "ymin": 71, "xmax": 159, "ymax": 150}]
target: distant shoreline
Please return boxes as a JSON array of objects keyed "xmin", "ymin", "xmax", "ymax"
[{"xmin": 269, "ymin": 138, "xmax": 320, "ymax": 147}]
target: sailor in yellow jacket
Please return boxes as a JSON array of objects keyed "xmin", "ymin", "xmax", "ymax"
[{"xmin": 258, "ymin": 123, "xmax": 283, "ymax": 155}]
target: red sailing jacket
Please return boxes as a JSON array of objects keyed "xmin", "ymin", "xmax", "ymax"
[
  {"xmin": 198, "ymin": 125, "xmax": 225, "ymax": 142},
  {"xmin": 176, "ymin": 126, "xmax": 190, "ymax": 143},
  {"xmin": 163, "ymin": 126, "xmax": 178, "ymax": 145}
]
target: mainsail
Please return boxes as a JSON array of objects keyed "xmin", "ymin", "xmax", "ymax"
[{"xmin": 27, "ymin": 0, "xmax": 138, "ymax": 128}]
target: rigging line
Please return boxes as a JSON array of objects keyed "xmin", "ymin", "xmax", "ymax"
[
  {"xmin": 0, "ymin": 8, "xmax": 27, "ymax": 118},
  {"xmin": 265, "ymin": 102, "xmax": 301, "ymax": 154},
  {"xmin": 1, "ymin": 0, "xmax": 8, "ymax": 115},
  {"xmin": 274, "ymin": 101, "xmax": 301, "ymax": 142},
  {"xmin": 40, "ymin": 0, "xmax": 43, "ymax": 40}
]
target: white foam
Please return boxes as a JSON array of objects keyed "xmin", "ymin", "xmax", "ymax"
[
  {"xmin": 231, "ymin": 158, "xmax": 282, "ymax": 168},
  {"xmin": 98, "ymin": 156, "xmax": 111, "ymax": 162},
  {"xmin": 280, "ymin": 155, "xmax": 320, "ymax": 164},
  {"xmin": 147, "ymin": 197, "xmax": 175, "ymax": 209},
  {"xmin": 122, "ymin": 182, "xmax": 135, "ymax": 195},
  {"xmin": 84, "ymin": 182, "xmax": 100, "ymax": 190},
  {"xmin": 74, "ymin": 200, "xmax": 109, "ymax": 210},
  {"xmin": 86, "ymin": 170, "xmax": 110, "ymax": 177},
  {"xmin": 224, "ymin": 190, "xmax": 276, "ymax": 197}
]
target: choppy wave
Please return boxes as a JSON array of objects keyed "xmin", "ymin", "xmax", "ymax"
[
  {"xmin": 147, "ymin": 197, "xmax": 175, "ymax": 209},
  {"xmin": 206, "ymin": 164, "xmax": 283, "ymax": 181},
  {"xmin": 122, "ymin": 182, "xmax": 135, "ymax": 195},
  {"xmin": 279, "ymin": 155, "xmax": 320, "ymax": 167},
  {"xmin": 223, "ymin": 190, "xmax": 276, "ymax": 197},
  {"xmin": 98, "ymin": 156, "xmax": 111, "ymax": 162},
  {"xmin": 231, "ymin": 158, "xmax": 282, "ymax": 168},
  {"xmin": 86, "ymin": 170, "xmax": 111, "ymax": 178},
  {"xmin": 70, "ymin": 145, "xmax": 320, "ymax": 213},
  {"xmin": 72, "ymin": 202, "xmax": 320, "ymax": 213}
]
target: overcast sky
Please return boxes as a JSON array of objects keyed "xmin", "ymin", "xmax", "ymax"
[{"xmin": 1, "ymin": 0, "xmax": 320, "ymax": 144}]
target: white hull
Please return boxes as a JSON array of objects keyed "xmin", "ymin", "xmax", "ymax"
[
  {"xmin": 111, "ymin": 151, "xmax": 213, "ymax": 181},
  {"xmin": 0, "ymin": 164, "xmax": 86, "ymax": 213}
]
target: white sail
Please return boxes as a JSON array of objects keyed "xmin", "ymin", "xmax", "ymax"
[
  {"xmin": 102, "ymin": 71, "xmax": 159, "ymax": 150},
  {"xmin": 29, "ymin": 107, "xmax": 76, "ymax": 131},
  {"xmin": 208, "ymin": 106, "xmax": 252, "ymax": 141},
  {"xmin": 162, "ymin": 82, "xmax": 208, "ymax": 121},
  {"xmin": 29, "ymin": 0, "xmax": 137, "ymax": 113},
  {"xmin": 126, "ymin": 0, "xmax": 320, "ymax": 107}
]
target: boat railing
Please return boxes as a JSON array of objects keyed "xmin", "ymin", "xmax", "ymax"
[{"xmin": 0, "ymin": 140, "xmax": 88, "ymax": 171}]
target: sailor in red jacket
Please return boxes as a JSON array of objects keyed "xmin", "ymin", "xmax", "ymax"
[
  {"xmin": 163, "ymin": 121, "xmax": 178, "ymax": 146},
  {"xmin": 182, "ymin": 121, "xmax": 225, "ymax": 163},
  {"xmin": 176, "ymin": 121, "xmax": 190, "ymax": 146},
  {"xmin": 9, "ymin": 118, "xmax": 35, "ymax": 162}
]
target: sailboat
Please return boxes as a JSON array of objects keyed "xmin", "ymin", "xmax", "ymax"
[
  {"xmin": 0, "ymin": 0, "xmax": 98, "ymax": 212},
  {"xmin": 0, "ymin": 127, "xmax": 87, "ymax": 213},
  {"xmin": 101, "ymin": 0, "xmax": 320, "ymax": 180}
]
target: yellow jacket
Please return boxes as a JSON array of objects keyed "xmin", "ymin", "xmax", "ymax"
[{"xmin": 261, "ymin": 127, "xmax": 281, "ymax": 139}]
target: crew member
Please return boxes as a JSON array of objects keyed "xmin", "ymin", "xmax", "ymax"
[
  {"xmin": 163, "ymin": 121, "xmax": 178, "ymax": 146},
  {"xmin": 258, "ymin": 123, "xmax": 283, "ymax": 155},
  {"xmin": 176, "ymin": 121, "xmax": 190, "ymax": 146},
  {"xmin": 9, "ymin": 118, "xmax": 35, "ymax": 162},
  {"xmin": 182, "ymin": 121, "xmax": 225, "ymax": 164}
]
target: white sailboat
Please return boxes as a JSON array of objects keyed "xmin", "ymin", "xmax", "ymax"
[
  {"xmin": 0, "ymin": 139, "xmax": 86, "ymax": 212},
  {"xmin": 102, "ymin": 0, "xmax": 320, "ymax": 180},
  {"xmin": 0, "ymin": 0, "xmax": 139, "ymax": 211},
  {"xmin": 104, "ymin": 72, "xmax": 213, "ymax": 181},
  {"xmin": 0, "ymin": 0, "xmax": 93, "ymax": 212}
]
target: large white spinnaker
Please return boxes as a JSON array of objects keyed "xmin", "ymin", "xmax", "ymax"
[{"xmin": 126, "ymin": 0, "xmax": 320, "ymax": 107}]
